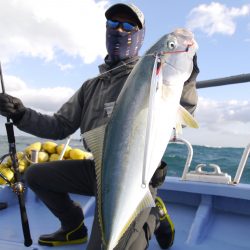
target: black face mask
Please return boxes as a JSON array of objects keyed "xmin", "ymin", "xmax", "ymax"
[{"xmin": 105, "ymin": 26, "xmax": 145, "ymax": 65}]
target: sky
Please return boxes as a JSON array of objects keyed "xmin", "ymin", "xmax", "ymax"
[{"xmin": 0, "ymin": 0, "xmax": 249, "ymax": 148}]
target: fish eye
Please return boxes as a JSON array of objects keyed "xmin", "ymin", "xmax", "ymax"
[{"xmin": 167, "ymin": 40, "xmax": 176, "ymax": 50}]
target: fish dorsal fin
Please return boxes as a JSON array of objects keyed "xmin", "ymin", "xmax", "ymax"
[
  {"xmin": 177, "ymin": 105, "xmax": 199, "ymax": 132},
  {"xmin": 82, "ymin": 124, "xmax": 106, "ymax": 242},
  {"xmin": 82, "ymin": 125, "xmax": 106, "ymax": 171}
]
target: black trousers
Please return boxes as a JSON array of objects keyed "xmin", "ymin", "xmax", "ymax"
[{"xmin": 25, "ymin": 160, "xmax": 160, "ymax": 250}]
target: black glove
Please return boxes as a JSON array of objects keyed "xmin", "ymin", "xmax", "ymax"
[
  {"xmin": 0, "ymin": 93, "xmax": 26, "ymax": 123},
  {"xmin": 188, "ymin": 54, "xmax": 199, "ymax": 82},
  {"xmin": 150, "ymin": 161, "xmax": 168, "ymax": 188}
]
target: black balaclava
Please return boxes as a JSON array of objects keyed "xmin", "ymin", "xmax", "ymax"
[{"xmin": 105, "ymin": 25, "xmax": 145, "ymax": 65}]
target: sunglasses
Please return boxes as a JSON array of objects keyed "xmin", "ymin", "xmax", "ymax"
[{"xmin": 106, "ymin": 20, "xmax": 138, "ymax": 32}]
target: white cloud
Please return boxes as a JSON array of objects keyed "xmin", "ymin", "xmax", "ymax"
[
  {"xmin": 57, "ymin": 63, "xmax": 74, "ymax": 71},
  {"xmin": 4, "ymin": 74, "xmax": 74, "ymax": 112},
  {"xmin": 0, "ymin": 74, "xmax": 76, "ymax": 137},
  {"xmin": 181, "ymin": 97, "xmax": 250, "ymax": 147},
  {"xmin": 184, "ymin": 126, "xmax": 250, "ymax": 148},
  {"xmin": 15, "ymin": 87, "xmax": 75, "ymax": 112},
  {"xmin": 0, "ymin": 0, "xmax": 109, "ymax": 64},
  {"xmin": 187, "ymin": 2, "xmax": 250, "ymax": 36},
  {"xmin": 3, "ymin": 75, "xmax": 27, "ymax": 91},
  {"xmin": 195, "ymin": 96, "xmax": 250, "ymax": 134}
]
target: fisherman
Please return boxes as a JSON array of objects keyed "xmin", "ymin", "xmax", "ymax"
[{"xmin": 0, "ymin": 3, "xmax": 199, "ymax": 249}]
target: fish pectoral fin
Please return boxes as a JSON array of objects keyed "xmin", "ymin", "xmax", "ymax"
[{"xmin": 177, "ymin": 105, "xmax": 199, "ymax": 129}]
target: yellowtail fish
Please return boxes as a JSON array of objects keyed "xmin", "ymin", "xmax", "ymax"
[{"xmin": 83, "ymin": 28, "xmax": 199, "ymax": 250}]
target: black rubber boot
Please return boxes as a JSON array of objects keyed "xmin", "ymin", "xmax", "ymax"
[
  {"xmin": 0, "ymin": 202, "xmax": 8, "ymax": 210},
  {"xmin": 38, "ymin": 220, "xmax": 88, "ymax": 246},
  {"xmin": 154, "ymin": 197, "xmax": 175, "ymax": 249}
]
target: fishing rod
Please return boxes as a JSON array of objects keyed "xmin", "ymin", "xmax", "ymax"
[
  {"xmin": 0, "ymin": 62, "xmax": 32, "ymax": 247},
  {"xmin": 197, "ymin": 73, "xmax": 250, "ymax": 89}
]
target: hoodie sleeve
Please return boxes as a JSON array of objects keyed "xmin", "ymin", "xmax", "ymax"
[{"xmin": 15, "ymin": 87, "xmax": 84, "ymax": 140}]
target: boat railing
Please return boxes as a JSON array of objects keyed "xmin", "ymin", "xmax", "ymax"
[
  {"xmin": 233, "ymin": 143, "xmax": 250, "ymax": 184},
  {"xmin": 169, "ymin": 135, "xmax": 250, "ymax": 185},
  {"xmin": 169, "ymin": 134, "xmax": 193, "ymax": 180}
]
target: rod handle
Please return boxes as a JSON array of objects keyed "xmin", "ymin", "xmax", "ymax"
[{"xmin": 18, "ymin": 194, "xmax": 33, "ymax": 247}]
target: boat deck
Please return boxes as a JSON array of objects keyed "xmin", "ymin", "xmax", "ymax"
[{"xmin": 1, "ymin": 177, "xmax": 250, "ymax": 250}]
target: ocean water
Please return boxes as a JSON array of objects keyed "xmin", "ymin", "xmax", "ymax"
[
  {"xmin": 1, "ymin": 135, "xmax": 250, "ymax": 184},
  {"xmin": 162, "ymin": 143, "xmax": 250, "ymax": 184}
]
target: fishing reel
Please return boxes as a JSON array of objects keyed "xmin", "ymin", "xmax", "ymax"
[{"xmin": 12, "ymin": 181, "xmax": 25, "ymax": 194}]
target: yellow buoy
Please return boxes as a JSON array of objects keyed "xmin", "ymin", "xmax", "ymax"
[
  {"xmin": 56, "ymin": 144, "xmax": 72, "ymax": 158},
  {"xmin": 25, "ymin": 142, "xmax": 42, "ymax": 155},
  {"xmin": 6, "ymin": 151, "xmax": 25, "ymax": 166},
  {"xmin": 42, "ymin": 141, "xmax": 58, "ymax": 154},
  {"xmin": 69, "ymin": 148, "xmax": 86, "ymax": 160},
  {"xmin": 18, "ymin": 159, "xmax": 29, "ymax": 173},
  {"xmin": 49, "ymin": 153, "xmax": 61, "ymax": 162},
  {"xmin": 38, "ymin": 151, "xmax": 49, "ymax": 163},
  {"xmin": 83, "ymin": 151, "xmax": 93, "ymax": 160}
]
